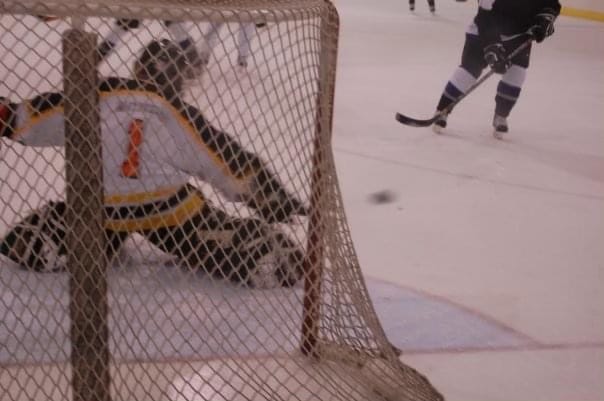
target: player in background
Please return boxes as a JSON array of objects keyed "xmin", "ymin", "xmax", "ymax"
[
  {"xmin": 431, "ymin": 0, "xmax": 560, "ymax": 138},
  {"xmin": 97, "ymin": 19, "xmax": 203, "ymax": 73},
  {"xmin": 197, "ymin": 22, "xmax": 265, "ymax": 68},
  {"xmin": 0, "ymin": 40, "xmax": 306, "ymax": 288},
  {"xmin": 409, "ymin": 0, "xmax": 435, "ymax": 13}
]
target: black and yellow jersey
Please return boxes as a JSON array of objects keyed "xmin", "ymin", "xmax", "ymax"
[{"xmin": 3, "ymin": 78, "xmax": 267, "ymax": 230}]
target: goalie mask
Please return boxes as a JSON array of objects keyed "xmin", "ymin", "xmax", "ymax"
[{"xmin": 134, "ymin": 39, "xmax": 187, "ymax": 100}]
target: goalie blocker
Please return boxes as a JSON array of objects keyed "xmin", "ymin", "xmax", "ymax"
[{"xmin": 0, "ymin": 40, "xmax": 306, "ymax": 288}]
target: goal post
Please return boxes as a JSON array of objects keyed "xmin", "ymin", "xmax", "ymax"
[
  {"xmin": 63, "ymin": 27, "xmax": 111, "ymax": 401},
  {"xmin": 0, "ymin": 1, "xmax": 443, "ymax": 401}
]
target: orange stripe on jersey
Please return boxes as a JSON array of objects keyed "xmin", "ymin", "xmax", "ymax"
[
  {"xmin": 101, "ymin": 89, "xmax": 247, "ymax": 187},
  {"xmin": 121, "ymin": 118, "xmax": 143, "ymax": 178}
]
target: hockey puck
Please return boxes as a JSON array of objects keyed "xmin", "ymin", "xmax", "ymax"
[{"xmin": 368, "ymin": 190, "xmax": 397, "ymax": 204}]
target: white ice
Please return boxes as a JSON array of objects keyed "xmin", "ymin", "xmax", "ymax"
[
  {"xmin": 334, "ymin": 0, "xmax": 604, "ymax": 400},
  {"xmin": 1, "ymin": 1, "xmax": 603, "ymax": 400}
]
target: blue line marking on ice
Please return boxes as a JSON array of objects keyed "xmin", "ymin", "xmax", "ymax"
[{"xmin": 366, "ymin": 278, "xmax": 534, "ymax": 352}]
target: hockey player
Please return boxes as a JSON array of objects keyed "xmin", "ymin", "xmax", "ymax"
[
  {"xmin": 431, "ymin": 0, "xmax": 560, "ymax": 138},
  {"xmin": 197, "ymin": 22, "xmax": 264, "ymax": 68},
  {"xmin": 36, "ymin": 17, "xmax": 200, "ymax": 69},
  {"xmin": 0, "ymin": 39, "xmax": 306, "ymax": 288},
  {"xmin": 409, "ymin": 0, "xmax": 435, "ymax": 13},
  {"xmin": 97, "ymin": 19, "xmax": 202, "ymax": 73}
]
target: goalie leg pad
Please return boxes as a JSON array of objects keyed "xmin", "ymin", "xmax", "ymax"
[
  {"xmin": 141, "ymin": 201, "xmax": 304, "ymax": 288},
  {"xmin": 188, "ymin": 215, "xmax": 305, "ymax": 288},
  {"xmin": 271, "ymin": 231, "xmax": 305, "ymax": 288},
  {"xmin": 0, "ymin": 202, "xmax": 66, "ymax": 272}
]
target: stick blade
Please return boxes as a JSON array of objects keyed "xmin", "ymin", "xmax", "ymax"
[{"xmin": 395, "ymin": 112, "xmax": 437, "ymax": 127}]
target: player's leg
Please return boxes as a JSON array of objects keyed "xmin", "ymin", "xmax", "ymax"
[
  {"xmin": 236, "ymin": 23, "xmax": 257, "ymax": 67},
  {"xmin": 492, "ymin": 38, "xmax": 531, "ymax": 138},
  {"xmin": 433, "ymin": 33, "xmax": 486, "ymax": 132},
  {"xmin": 409, "ymin": 0, "xmax": 415, "ymax": 11},
  {"xmin": 215, "ymin": 215, "xmax": 304, "ymax": 288},
  {"xmin": 427, "ymin": 0, "xmax": 435, "ymax": 13},
  {"xmin": 143, "ymin": 196, "xmax": 304, "ymax": 288},
  {"xmin": 1, "ymin": 201, "xmax": 128, "ymax": 272},
  {"xmin": 97, "ymin": 19, "xmax": 140, "ymax": 60},
  {"xmin": 198, "ymin": 22, "xmax": 225, "ymax": 65}
]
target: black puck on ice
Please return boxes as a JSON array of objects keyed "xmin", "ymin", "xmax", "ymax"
[{"xmin": 368, "ymin": 190, "xmax": 397, "ymax": 204}]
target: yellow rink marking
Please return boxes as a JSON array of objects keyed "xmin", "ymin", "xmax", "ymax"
[{"xmin": 561, "ymin": 6, "xmax": 604, "ymax": 22}]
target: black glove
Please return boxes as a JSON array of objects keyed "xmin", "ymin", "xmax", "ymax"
[
  {"xmin": 1, "ymin": 96, "xmax": 14, "ymax": 138},
  {"xmin": 248, "ymin": 169, "xmax": 307, "ymax": 223},
  {"xmin": 96, "ymin": 39, "xmax": 115, "ymax": 59},
  {"xmin": 484, "ymin": 43, "xmax": 510, "ymax": 74},
  {"xmin": 529, "ymin": 9, "xmax": 557, "ymax": 43}
]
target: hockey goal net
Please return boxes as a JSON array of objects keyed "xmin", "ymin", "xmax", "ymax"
[{"xmin": 0, "ymin": 1, "xmax": 443, "ymax": 400}]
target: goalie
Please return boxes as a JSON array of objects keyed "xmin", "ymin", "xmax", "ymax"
[{"xmin": 0, "ymin": 39, "xmax": 306, "ymax": 288}]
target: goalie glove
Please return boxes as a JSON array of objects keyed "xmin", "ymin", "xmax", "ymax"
[
  {"xmin": 529, "ymin": 8, "xmax": 557, "ymax": 43},
  {"xmin": 247, "ymin": 169, "xmax": 307, "ymax": 223}
]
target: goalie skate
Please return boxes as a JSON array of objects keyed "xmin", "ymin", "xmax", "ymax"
[{"xmin": 246, "ymin": 228, "xmax": 304, "ymax": 289}]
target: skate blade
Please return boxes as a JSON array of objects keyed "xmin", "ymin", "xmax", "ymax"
[
  {"xmin": 432, "ymin": 124, "xmax": 445, "ymax": 135},
  {"xmin": 493, "ymin": 129, "xmax": 506, "ymax": 140}
]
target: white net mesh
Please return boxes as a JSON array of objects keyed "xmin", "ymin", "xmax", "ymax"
[{"xmin": 0, "ymin": 1, "xmax": 443, "ymax": 400}]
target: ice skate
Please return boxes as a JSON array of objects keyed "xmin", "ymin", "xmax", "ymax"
[
  {"xmin": 244, "ymin": 227, "xmax": 304, "ymax": 289},
  {"xmin": 432, "ymin": 113, "xmax": 448, "ymax": 134},
  {"xmin": 236, "ymin": 55, "xmax": 248, "ymax": 68},
  {"xmin": 492, "ymin": 114, "xmax": 508, "ymax": 140}
]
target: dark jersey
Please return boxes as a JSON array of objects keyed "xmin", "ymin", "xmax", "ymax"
[{"xmin": 472, "ymin": 0, "xmax": 561, "ymax": 44}]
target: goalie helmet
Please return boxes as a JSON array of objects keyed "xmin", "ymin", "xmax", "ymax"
[{"xmin": 133, "ymin": 39, "xmax": 188, "ymax": 100}]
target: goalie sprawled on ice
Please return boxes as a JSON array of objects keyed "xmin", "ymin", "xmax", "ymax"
[{"xmin": 0, "ymin": 39, "xmax": 306, "ymax": 288}]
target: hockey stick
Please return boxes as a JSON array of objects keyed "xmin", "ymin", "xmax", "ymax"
[{"xmin": 395, "ymin": 36, "xmax": 534, "ymax": 127}]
